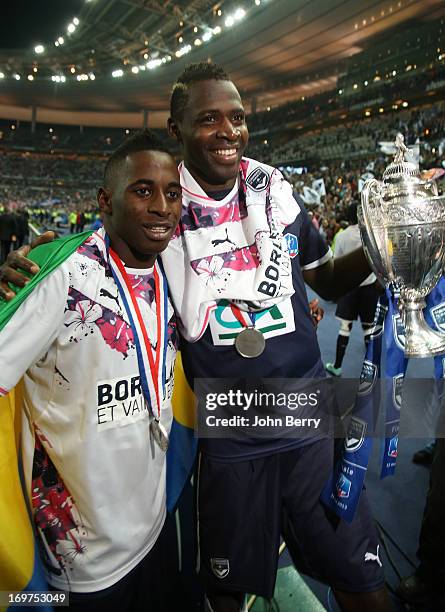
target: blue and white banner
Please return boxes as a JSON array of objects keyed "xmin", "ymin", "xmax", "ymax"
[
  {"xmin": 321, "ymin": 296, "xmax": 387, "ymax": 523},
  {"xmin": 322, "ymin": 278, "xmax": 445, "ymax": 522}
]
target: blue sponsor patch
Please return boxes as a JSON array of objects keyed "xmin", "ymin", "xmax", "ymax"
[
  {"xmin": 388, "ymin": 436, "xmax": 398, "ymax": 458},
  {"xmin": 336, "ymin": 473, "xmax": 352, "ymax": 499},
  {"xmin": 285, "ymin": 233, "xmax": 299, "ymax": 258}
]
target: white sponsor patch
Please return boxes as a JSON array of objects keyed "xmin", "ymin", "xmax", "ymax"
[
  {"xmin": 96, "ymin": 374, "xmax": 149, "ymax": 431},
  {"xmin": 209, "ymin": 297, "xmax": 295, "ymax": 346}
]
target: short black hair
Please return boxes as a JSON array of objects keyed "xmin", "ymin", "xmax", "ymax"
[
  {"xmin": 104, "ymin": 129, "xmax": 172, "ymax": 187},
  {"xmin": 170, "ymin": 62, "xmax": 230, "ymax": 123}
]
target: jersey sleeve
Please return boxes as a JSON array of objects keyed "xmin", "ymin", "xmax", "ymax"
[
  {"xmin": 291, "ymin": 195, "xmax": 332, "ymax": 270},
  {"xmin": 0, "ymin": 266, "xmax": 69, "ymax": 397},
  {"xmin": 333, "ymin": 230, "xmax": 346, "ymax": 258}
]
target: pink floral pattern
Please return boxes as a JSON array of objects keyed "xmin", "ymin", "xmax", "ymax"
[{"xmin": 66, "ymin": 287, "xmax": 134, "ymax": 357}]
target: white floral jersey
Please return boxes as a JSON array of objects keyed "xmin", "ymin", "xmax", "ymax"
[{"xmin": 0, "ymin": 231, "xmax": 177, "ymax": 592}]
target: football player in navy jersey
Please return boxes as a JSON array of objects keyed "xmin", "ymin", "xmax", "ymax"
[
  {"xmin": 1, "ymin": 64, "xmax": 392, "ymax": 612},
  {"xmin": 165, "ymin": 63, "xmax": 391, "ymax": 612}
]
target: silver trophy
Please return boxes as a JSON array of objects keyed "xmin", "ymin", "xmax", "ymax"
[{"xmin": 359, "ymin": 133, "xmax": 445, "ymax": 357}]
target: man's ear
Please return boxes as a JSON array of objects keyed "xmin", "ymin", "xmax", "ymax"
[
  {"xmin": 168, "ymin": 117, "xmax": 183, "ymax": 144},
  {"xmin": 97, "ymin": 187, "xmax": 112, "ymax": 215}
]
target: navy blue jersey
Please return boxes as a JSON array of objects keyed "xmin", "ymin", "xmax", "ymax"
[{"xmin": 180, "ymin": 198, "xmax": 331, "ymax": 460}]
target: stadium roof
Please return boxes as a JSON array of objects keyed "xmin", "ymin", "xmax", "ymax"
[{"xmin": 0, "ymin": 0, "xmax": 443, "ymax": 124}]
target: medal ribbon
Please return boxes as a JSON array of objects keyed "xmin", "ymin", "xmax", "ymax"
[
  {"xmin": 105, "ymin": 236, "xmax": 168, "ymax": 420},
  {"xmin": 230, "ymin": 303, "xmax": 257, "ymax": 329}
]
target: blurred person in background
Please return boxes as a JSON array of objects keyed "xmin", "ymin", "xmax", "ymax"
[
  {"xmin": 397, "ymin": 436, "xmax": 445, "ymax": 610},
  {"xmin": 69, "ymin": 210, "xmax": 77, "ymax": 233},
  {"xmin": 0, "ymin": 206, "xmax": 18, "ymax": 263},
  {"xmin": 326, "ymin": 202, "xmax": 381, "ymax": 377},
  {"xmin": 15, "ymin": 208, "xmax": 29, "ymax": 248}
]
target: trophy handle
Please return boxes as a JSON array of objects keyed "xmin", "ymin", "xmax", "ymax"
[{"xmin": 359, "ymin": 179, "xmax": 388, "ymax": 285}]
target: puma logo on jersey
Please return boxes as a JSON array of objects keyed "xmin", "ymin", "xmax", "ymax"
[
  {"xmin": 364, "ymin": 544, "xmax": 382, "ymax": 567},
  {"xmin": 100, "ymin": 288, "xmax": 120, "ymax": 307},
  {"xmin": 211, "ymin": 228, "xmax": 236, "ymax": 248}
]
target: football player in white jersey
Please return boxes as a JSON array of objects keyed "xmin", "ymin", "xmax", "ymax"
[{"xmin": 0, "ymin": 131, "xmax": 182, "ymax": 611}]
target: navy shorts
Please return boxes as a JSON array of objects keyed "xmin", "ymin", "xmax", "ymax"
[
  {"xmin": 64, "ymin": 516, "xmax": 180, "ymax": 611},
  {"xmin": 335, "ymin": 283, "xmax": 380, "ymax": 323},
  {"xmin": 197, "ymin": 438, "xmax": 384, "ymax": 598}
]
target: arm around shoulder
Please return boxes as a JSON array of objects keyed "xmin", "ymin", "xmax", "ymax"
[{"xmin": 303, "ymin": 246, "xmax": 372, "ymax": 301}]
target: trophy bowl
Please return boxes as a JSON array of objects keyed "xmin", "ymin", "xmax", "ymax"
[{"xmin": 358, "ymin": 134, "xmax": 445, "ymax": 357}]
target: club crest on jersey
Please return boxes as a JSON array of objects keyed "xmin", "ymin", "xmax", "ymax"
[
  {"xmin": 358, "ymin": 360, "xmax": 377, "ymax": 395},
  {"xmin": 246, "ymin": 167, "xmax": 270, "ymax": 192},
  {"xmin": 392, "ymin": 313, "xmax": 406, "ymax": 351},
  {"xmin": 430, "ymin": 302, "xmax": 445, "ymax": 332},
  {"xmin": 369, "ymin": 302, "xmax": 387, "ymax": 339},
  {"xmin": 388, "ymin": 435, "xmax": 398, "ymax": 458},
  {"xmin": 211, "ymin": 557, "xmax": 230, "ymax": 579},
  {"xmin": 336, "ymin": 473, "xmax": 352, "ymax": 499},
  {"xmin": 345, "ymin": 416, "xmax": 367, "ymax": 453},
  {"xmin": 392, "ymin": 374, "xmax": 404, "ymax": 411},
  {"xmin": 284, "ymin": 233, "xmax": 299, "ymax": 258}
]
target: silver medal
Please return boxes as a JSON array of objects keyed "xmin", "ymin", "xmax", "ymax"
[
  {"xmin": 150, "ymin": 419, "xmax": 169, "ymax": 452},
  {"xmin": 235, "ymin": 327, "xmax": 265, "ymax": 358}
]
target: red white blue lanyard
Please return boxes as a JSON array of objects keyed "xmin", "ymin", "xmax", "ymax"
[
  {"xmin": 105, "ymin": 236, "xmax": 168, "ymax": 420},
  {"xmin": 230, "ymin": 303, "xmax": 257, "ymax": 328}
]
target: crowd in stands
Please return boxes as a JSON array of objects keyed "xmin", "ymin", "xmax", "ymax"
[
  {"xmin": 0, "ymin": 150, "xmax": 101, "ymax": 258},
  {"xmin": 247, "ymin": 101, "xmax": 445, "ymax": 165},
  {"xmin": 0, "ymin": 151, "xmax": 103, "ymax": 186},
  {"xmin": 0, "ymin": 96, "xmax": 443, "ymax": 264},
  {"xmin": 248, "ymin": 100, "xmax": 445, "ymax": 250},
  {"xmin": 0, "ymin": 123, "xmax": 170, "ymax": 155},
  {"xmin": 248, "ymin": 60, "xmax": 445, "ymax": 135}
]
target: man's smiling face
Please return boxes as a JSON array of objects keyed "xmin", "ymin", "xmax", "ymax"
[
  {"xmin": 170, "ymin": 79, "xmax": 249, "ymax": 191},
  {"xmin": 99, "ymin": 150, "xmax": 182, "ymax": 267}
]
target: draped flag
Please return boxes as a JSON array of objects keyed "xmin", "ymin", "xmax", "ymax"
[
  {"xmin": 320, "ymin": 295, "xmax": 387, "ymax": 523},
  {"xmin": 0, "ymin": 388, "xmax": 54, "ymax": 612},
  {"xmin": 358, "ymin": 172, "xmax": 375, "ymax": 193},
  {"xmin": 169, "ymin": 353, "xmax": 197, "ymax": 513},
  {"xmin": 301, "ymin": 186, "xmax": 321, "ymax": 205},
  {"xmin": 311, "ymin": 178, "xmax": 326, "ymax": 197},
  {"xmin": 379, "ymin": 139, "xmax": 421, "ymax": 163},
  {"xmin": 0, "ymin": 233, "xmax": 197, "ymax": 603}
]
